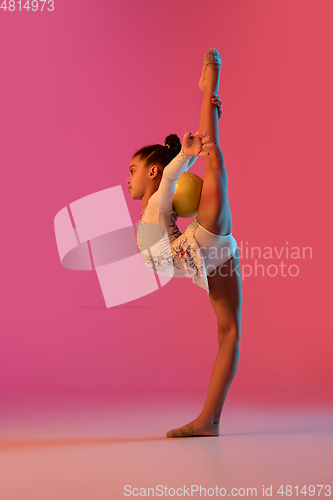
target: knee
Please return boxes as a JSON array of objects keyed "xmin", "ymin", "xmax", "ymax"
[
  {"xmin": 217, "ymin": 322, "xmax": 241, "ymax": 347},
  {"xmin": 208, "ymin": 147, "xmax": 224, "ymax": 163},
  {"xmin": 206, "ymin": 149, "xmax": 227, "ymax": 175}
]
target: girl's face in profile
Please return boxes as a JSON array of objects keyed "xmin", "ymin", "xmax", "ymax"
[{"xmin": 127, "ymin": 155, "xmax": 149, "ymax": 200}]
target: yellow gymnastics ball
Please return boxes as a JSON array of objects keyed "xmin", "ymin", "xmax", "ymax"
[{"xmin": 172, "ymin": 172, "xmax": 203, "ymax": 218}]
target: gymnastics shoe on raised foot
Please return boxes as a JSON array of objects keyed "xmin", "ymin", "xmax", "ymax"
[
  {"xmin": 166, "ymin": 423, "xmax": 220, "ymax": 438},
  {"xmin": 198, "ymin": 48, "xmax": 222, "ymax": 91}
]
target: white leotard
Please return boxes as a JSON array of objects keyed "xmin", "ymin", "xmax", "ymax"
[{"xmin": 136, "ymin": 149, "xmax": 238, "ymax": 296}]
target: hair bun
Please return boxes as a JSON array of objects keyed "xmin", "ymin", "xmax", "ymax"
[{"xmin": 164, "ymin": 134, "xmax": 181, "ymax": 154}]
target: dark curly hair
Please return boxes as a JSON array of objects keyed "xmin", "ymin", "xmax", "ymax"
[{"xmin": 132, "ymin": 134, "xmax": 182, "ymax": 169}]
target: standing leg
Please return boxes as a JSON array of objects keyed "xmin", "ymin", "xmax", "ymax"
[
  {"xmin": 166, "ymin": 255, "xmax": 243, "ymax": 438},
  {"xmin": 192, "ymin": 253, "xmax": 243, "ymax": 428}
]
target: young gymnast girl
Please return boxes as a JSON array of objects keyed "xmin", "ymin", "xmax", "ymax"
[{"xmin": 127, "ymin": 48, "xmax": 243, "ymax": 438}]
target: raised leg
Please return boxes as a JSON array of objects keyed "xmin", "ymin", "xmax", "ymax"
[{"xmin": 196, "ymin": 50, "xmax": 232, "ymax": 237}]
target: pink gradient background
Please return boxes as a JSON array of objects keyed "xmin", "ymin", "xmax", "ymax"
[{"xmin": 0, "ymin": 0, "xmax": 332, "ymax": 408}]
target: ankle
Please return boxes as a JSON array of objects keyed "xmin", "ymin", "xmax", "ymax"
[
  {"xmin": 203, "ymin": 84, "xmax": 220, "ymax": 97},
  {"xmin": 192, "ymin": 416, "xmax": 220, "ymax": 428},
  {"xmin": 202, "ymin": 71, "xmax": 220, "ymax": 94}
]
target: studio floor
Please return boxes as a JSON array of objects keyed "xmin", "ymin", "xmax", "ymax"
[{"xmin": 0, "ymin": 390, "xmax": 332, "ymax": 500}]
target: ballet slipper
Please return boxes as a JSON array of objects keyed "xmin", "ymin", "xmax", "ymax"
[
  {"xmin": 166, "ymin": 422, "xmax": 220, "ymax": 438},
  {"xmin": 198, "ymin": 48, "xmax": 222, "ymax": 91}
]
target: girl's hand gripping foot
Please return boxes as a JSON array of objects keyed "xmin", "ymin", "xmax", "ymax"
[{"xmin": 182, "ymin": 130, "xmax": 216, "ymax": 157}]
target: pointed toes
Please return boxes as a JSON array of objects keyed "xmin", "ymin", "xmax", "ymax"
[{"xmin": 166, "ymin": 424, "xmax": 193, "ymax": 438}]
